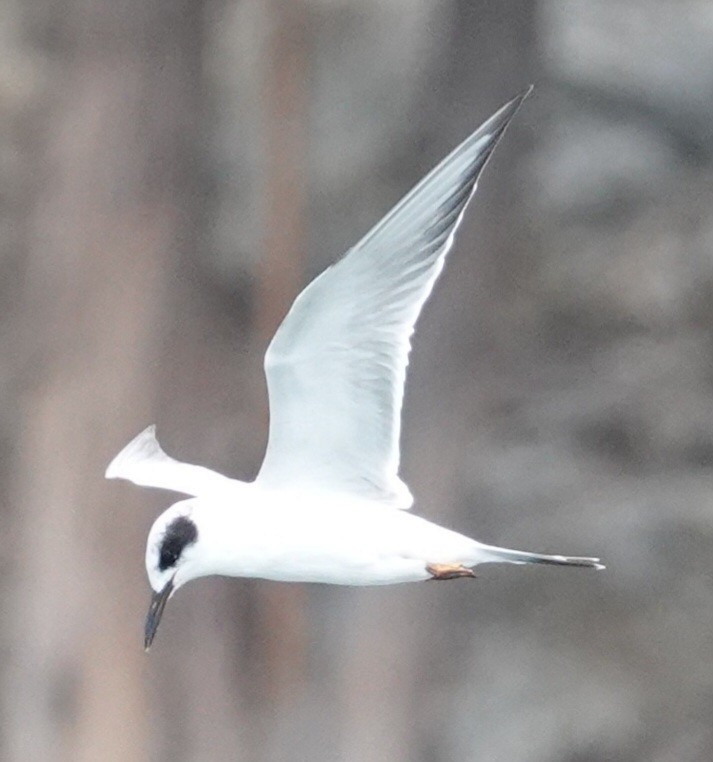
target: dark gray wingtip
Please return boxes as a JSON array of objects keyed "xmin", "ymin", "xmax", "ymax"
[
  {"xmin": 450, "ymin": 86, "xmax": 533, "ymax": 190},
  {"xmin": 473, "ymin": 85, "xmax": 532, "ymax": 154},
  {"xmin": 490, "ymin": 85, "xmax": 533, "ymax": 126}
]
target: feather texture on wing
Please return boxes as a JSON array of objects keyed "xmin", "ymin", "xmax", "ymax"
[{"xmin": 257, "ymin": 90, "xmax": 530, "ymax": 508}]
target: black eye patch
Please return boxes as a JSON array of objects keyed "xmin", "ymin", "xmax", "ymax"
[{"xmin": 158, "ymin": 516, "xmax": 198, "ymax": 571}]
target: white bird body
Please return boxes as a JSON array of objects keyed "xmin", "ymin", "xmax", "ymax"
[
  {"xmin": 151, "ymin": 490, "xmax": 487, "ymax": 588},
  {"xmin": 106, "ymin": 88, "xmax": 603, "ymax": 648},
  {"xmin": 148, "ymin": 485, "xmax": 600, "ymax": 593}
]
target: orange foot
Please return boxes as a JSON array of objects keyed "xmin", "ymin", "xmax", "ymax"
[{"xmin": 426, "ymin": 562, "xmax": 476, "ymax": 580}]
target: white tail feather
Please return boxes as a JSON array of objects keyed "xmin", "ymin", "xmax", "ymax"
[{"xmin": 480, "ymin": 545, "xmax": 604, "ymax": 570}]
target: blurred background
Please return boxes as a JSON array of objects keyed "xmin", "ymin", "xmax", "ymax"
[{"xmin": 1, "ymin": 1, "xmax": 712, "ymax": 760}]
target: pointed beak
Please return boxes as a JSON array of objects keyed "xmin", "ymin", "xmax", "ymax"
[{"xmin": 144, "ymin": 577, "xmax": 174, "ymax": 651}]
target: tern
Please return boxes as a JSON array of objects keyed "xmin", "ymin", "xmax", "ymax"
[{"xmin": 107, "ymin": 88, "xmax": 603, "ymax": 650}]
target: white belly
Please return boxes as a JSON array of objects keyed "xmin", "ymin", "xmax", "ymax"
[
  {"xmin": 197, "ymin": 490, "xmax": 478, "ymax": 586},
  {"xmin": 246, "ymin": 554, "xmax": 431, "ymax": 586}
]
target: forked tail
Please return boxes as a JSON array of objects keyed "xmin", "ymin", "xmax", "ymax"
[{"xmin": 481, "ymin": 545, "xmax": 604, "ymax": 570}]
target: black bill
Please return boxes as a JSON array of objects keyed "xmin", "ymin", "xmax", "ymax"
[{"xmin": 144, "ymin": 577, "xmax": 174, "ymax": 651}]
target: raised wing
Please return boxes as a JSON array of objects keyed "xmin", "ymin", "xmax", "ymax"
[
  {"xmin": 106, "ymin": 425, "xmax": 241, "ymax": 497},
  {"xmin": 256, "ymin": 90, "xmax": 530, "ymax": 508}
]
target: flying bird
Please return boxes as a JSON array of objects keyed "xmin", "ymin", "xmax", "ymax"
[{"xmin": 106, "ymin": 88, "xmax": 603, "ymax": 650}]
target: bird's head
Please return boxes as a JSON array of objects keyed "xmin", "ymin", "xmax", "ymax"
[{"xmin": 144, "ymin": 500, "xmax": 202, "ymax": 650}]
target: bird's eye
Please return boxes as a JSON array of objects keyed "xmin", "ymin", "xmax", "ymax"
[
  {"xmin": 159, "ymin": 545, "xmax": 180, "ymax": 570},
  {"xmin": 158, "ymin": 516, "xmax": 198, "ymax": 571}
]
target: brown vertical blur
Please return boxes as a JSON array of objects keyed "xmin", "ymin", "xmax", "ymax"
[
  {"xmin": 3, "ymin": 1, "xmax": 204, "ymax": 759},
  {"xmin": 254, "ymin": 0, "xmax": 309, "ymax": 707}
]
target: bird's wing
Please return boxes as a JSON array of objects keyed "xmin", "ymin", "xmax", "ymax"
[
  {"xmin": 106, "ymin": 425, "xmax": 240, "ymax": 497},
  {"xmin": 256, "ymin": 90, "xmax": 530, "ymax": 508}
]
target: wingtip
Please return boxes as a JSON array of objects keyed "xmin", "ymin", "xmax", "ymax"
[
  {"xmin": 460, "ymin": 86, "xmax": 532, "ymax": 177},
  {"xmin": 492, "ymin": 84, "xmax": 534, "ymax": 128},
  {"xmin": 105, "ymin": 424, "xmax": 160, "ymax": 480}
]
